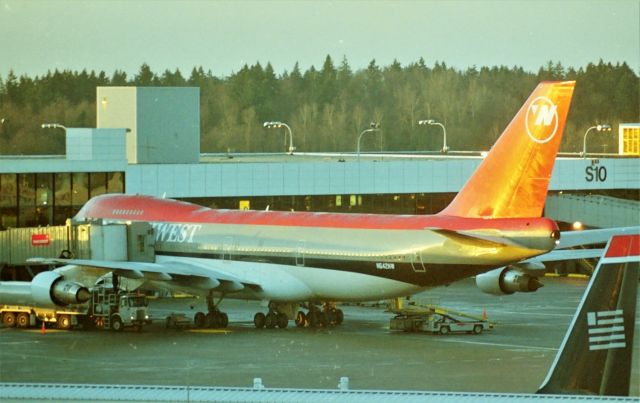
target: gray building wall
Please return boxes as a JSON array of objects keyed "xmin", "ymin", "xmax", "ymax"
[
  {"xmin": 96, "ymin": 87, "xmax": 199, "ymax": 164},
  {"xmin": 66, "ymin": 128, "xmax": 127, "ymax": 162},
  {"xmin": 123, "ymin": 156, "xmax": 640, "ymax": 198},
  {"xmin": 97, "ymin": 87, "xmax": 137, "ymax": 163},
  {"xmin": 136, "ymin": 87, "xmax": 200, "ymax": 164}
]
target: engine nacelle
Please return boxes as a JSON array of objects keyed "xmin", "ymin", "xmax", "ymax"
[
  {"xmin": 31, "ymin": 271, "xmax": 91, "ymax": 307},
  {"xmin": 476, "ymin": 267, "xmax": 543, "ymax": 296}
]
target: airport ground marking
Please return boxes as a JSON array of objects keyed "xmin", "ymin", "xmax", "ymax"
[
  {"xmin": 438, "ymin": 338, "xmax": 558, "ymax": 352},
  {"xmin": 187, "ymin": 329, "xmax": 233, "ymax": 334}
]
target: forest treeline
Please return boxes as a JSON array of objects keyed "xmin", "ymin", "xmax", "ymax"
[{"xmin": 0, "ymin": 56, "xmax": 638, "ymax": 155}]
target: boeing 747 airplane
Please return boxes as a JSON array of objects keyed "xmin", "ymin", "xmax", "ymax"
[{"xmin": 4, "ymin": 81, "xmax": 578, "ymax": 329}]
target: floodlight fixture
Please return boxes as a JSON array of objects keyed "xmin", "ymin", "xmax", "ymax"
[
  {"xmin": 582, "ymin": 124, "xmax": 612, "ymax": 158},
  {"xmin": 264, "ymin": 121, "xmax": 295, "ymax": 154}
]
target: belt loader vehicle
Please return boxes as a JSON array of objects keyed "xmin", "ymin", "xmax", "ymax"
[{"xmin": 390, "ymin": 304, "xmax": 491, "ymax": 335}]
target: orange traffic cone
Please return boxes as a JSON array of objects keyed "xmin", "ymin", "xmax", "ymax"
[
  {"xmin": 40, "ymin": 322, "xmax": 46, "ymax": 335},
  {"xmin": 482, "ymin": 306, "xmax": 488, "ymax": 321}
]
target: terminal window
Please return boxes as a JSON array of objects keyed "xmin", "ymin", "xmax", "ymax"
[
  {"xmin": 621, "ymin": 126, "xmax": 639, "ymax": 155},
  {"xmin": 0, "ymin": 171, "xmax": 124, "ymax": 229}
]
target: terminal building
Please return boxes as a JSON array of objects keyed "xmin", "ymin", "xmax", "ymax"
[{"xmin": 1, "ymin": 87, "xmax": 638, "ymax": 232}]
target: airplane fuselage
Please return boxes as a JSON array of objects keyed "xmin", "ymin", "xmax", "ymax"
[{"xmin": 78, "ymin": 195, "xmax": 559, "ymax": 302}]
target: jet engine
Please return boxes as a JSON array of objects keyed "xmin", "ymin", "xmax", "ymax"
[
  {"xmin": 475, "ymin": 267, "xmax": 543, "ymax": 296},
  {"xmin": 31, "ymin": 271, "xmax": 91, "ymax": 306}
]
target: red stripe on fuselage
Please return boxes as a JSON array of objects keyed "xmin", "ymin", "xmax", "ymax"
[{"xmin": 75, "ymin": 194, "xmax": 557, "ymax": 232}]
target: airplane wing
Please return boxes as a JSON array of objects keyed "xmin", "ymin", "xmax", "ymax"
[
  {"xmin": 523, "ymin": 226, "xmax": 640, "ymax": 265},
  {"xmin": 429, "ymin": 228, "xmax": 521, "ymax": 248},
  {"xmin": 436, "ymin": 226, "xmax": 640, "ymax": 251},
  {"xmin": 555, "ymin": 226, "xmax": 640, "ymax": 249},
  {"xmin": 28, "ymin": 257, "xmax": 261, "ymax": 294},
  {"xmin": 524, "ymin": 248, "xmax": 605, "ymax": 263}
]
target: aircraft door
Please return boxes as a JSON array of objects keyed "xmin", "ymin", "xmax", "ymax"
[
  {"xmin": 296, "ymin": 241, "xmax": 306, "ymax": 266},
  {"xmin": 411, "ymin": 251, "xmax": 426, "ymax": 272},
  {"xmin": 127, "ymin": 222, "xmax": 155, "ymax": 263},
  {"xmin": 222, "ymin": 236, "xmax": 234, "ymax": 261}
]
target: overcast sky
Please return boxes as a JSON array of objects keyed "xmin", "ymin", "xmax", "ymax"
[{"xmin": 1, "ymin": 0, "xmax": 638, "ymax": 79}]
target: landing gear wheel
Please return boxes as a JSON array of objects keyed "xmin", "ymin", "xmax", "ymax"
[
  {"xmin": 277, "ymin": 313, "xmax": 288, "ymax": 329},
  {"xmin": 207, "ymin": 312, "xmax": 221, "ymax": 328},
  {"xmin": 307, "ymin": 310, "xmax": 318, "ymax": 328},
  {"xmin": 219, "ymin": 312, "xmax": 229, "ymax": 328},
  {"xmin": 325, "ymin": 309, "xmax": 335, "ymax": 326},
  {"xmin": 265, "ymin": 312, "xmax": 276, "ymax": 329},
  {"xmin": 57, "ymin": 314, "xmax": 71, "ymax": 330},
  {"xmin": 326, "ymin": 309, "xmax": 338, "ymax": 326},
  {"xmin": 295, "ymin": 311, "xmax": 306, "ymax": 328},
  {"xmin": 111, "ymin": 315, "xmax": 124, "ymax": 332},
  {"xmin": 335, "ymin": 309, "xmax": 344, "ymax": 325},
  {"xmin": 2, "ymin": 312, "xmax": 16, "ymax": 327},
  {"xmin": 194, "ymin": 312, "xmax": 206, "ymax": 328},
  {"xmin": 317, "ymin": 311, "xmax": 328, "ymax": 328},
  {"xmin": 473, "ymin": 324, "xmax": 483, "ymax": 335},
  {"xmin": 439, "ymin": 325, "xmax": 450, "ymax": 335},
  {"xmin": 254, "ymin": 312, "xmax": 266, "ymax": 329},
  {"xmin": 16, "ymin": 312, "xmax": 30, "ymax": 328}
]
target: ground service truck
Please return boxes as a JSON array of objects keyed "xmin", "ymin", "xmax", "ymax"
[{"xmin": 1, "ymin": 284, "xmax": 150, "ymax": 331}]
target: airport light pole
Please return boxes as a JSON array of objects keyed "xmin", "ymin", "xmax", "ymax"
[
  {"xmin": 418, "ymin": 119, "xmax": 449, "ymax": 153},
  {"xmin": 42, "ymin": 123, "xmax": 67, "ymax": 132},
  {"xmin": 582, "ymin": 124, "xmax": 611, "ymax": 158},
  {"xmin": 264, "ymin": 121, "xmax": 295, "ymax": 154},
  {"xmin": 356, "ymin": 122, "xmax": 380, "ymax": 161}
]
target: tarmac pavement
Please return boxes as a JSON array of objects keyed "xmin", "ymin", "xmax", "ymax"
[{"xmin": 1, "ymin": 277, "xmax": 638, "ymax": 395}]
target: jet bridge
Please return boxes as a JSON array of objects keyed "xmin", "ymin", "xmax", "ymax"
[
  {"xmin": 0, "ymin": 221, "xmax": 155, "ymax": 279},
  {"xmin": 545, "ymin": 194, "xmax": 640, "ymax": 228}
]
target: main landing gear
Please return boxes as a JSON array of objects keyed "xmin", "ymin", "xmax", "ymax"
[
  {"xmin": 253, "ymin": 302, "xmax": 344, "ymax": 329},
  {"xmin": 253, "ymin": 311, "xmax": 289, "ymax": 329},
  {"xmin": 253, "ymin": 301, "xmax": 290, "ymax": 329},
  {"xmin": 194, "ymin": 292, "xmax": 228, "ymax": 329}
]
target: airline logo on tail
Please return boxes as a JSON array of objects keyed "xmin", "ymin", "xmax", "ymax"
[
  {"xmin": 526, "ymin": 96, "xmax": 559, "ymax": 144},
  {"xmin": 440, "ymin": 81, "xmax": 575, "ymax": 219},
  {"xmin": 587, "ymin": 310, "xmax": 626, "ymax": 351}
]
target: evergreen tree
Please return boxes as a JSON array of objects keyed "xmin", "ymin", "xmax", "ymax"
[
  {"xmin": 0, "ymin": 58, "xmax": 637, "ymax": 155},
  {"xmin": 111, "ymin": 70, "xmax": 128, "ymax": 85},
  {"xmin": 134, "ymin": 63, "xmax": 157, "ymax": 86},
  {"xmin": 318, "ymin": 55, "xmax": 337, "ymax": 106}
]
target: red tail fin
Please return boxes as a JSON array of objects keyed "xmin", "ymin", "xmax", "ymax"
[{"xmin": 440, "ymin": 81, "xmax": 575, "ymax": 218}]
